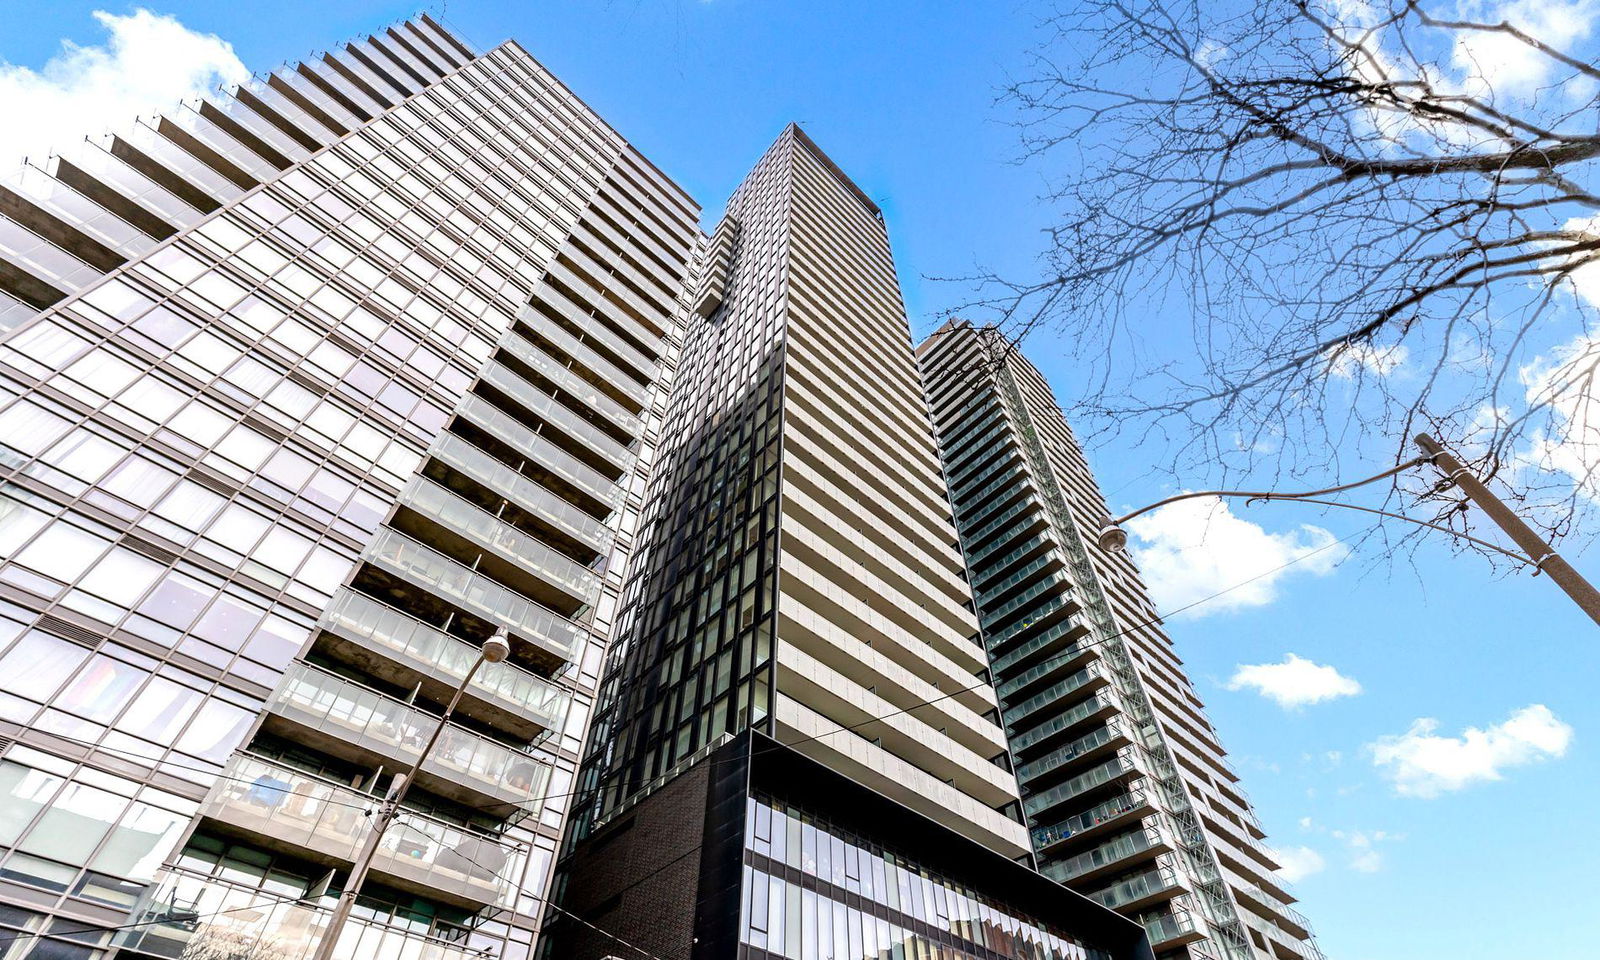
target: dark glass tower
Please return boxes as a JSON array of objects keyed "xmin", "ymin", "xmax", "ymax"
[{"xmin": 547, "ymin": 128, "xmax": 1151, "ymax": 960}]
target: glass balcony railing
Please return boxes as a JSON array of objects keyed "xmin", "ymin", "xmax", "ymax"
[
  {"xmin": 498, "ymin": 329, "xmax": 641, "ymax": 437},
  {"xmin": 116, "ymin": 870, "xmax": 485, "ymax": 960},
  {"xmin": 522, "ymin": 298, "xmax": 651, "ymax": 403},
  {"xmin": 1015, "ymin": 720, "xmax": 1126, "ymax": 784},
  {"xmin": 363, "ymin": 527, "xmax": 584, "ymax": 666},
  {"xmin": 533, "ymin": 277, "xmax": 659, "ymax": 379},
  {"xmin": 1089, "ymin": 860, "xmax": 1182, "ymax": 911},
  {"xmin": 428, "ymin": 433, "xmax": 613, "ymax": 555},
  {"xmin": 1032, "ymin": 790, "xmax": 1151, "ymax": 852},
  {"xmin": 478, "ymin": 362, "xmax": 634, "ymax": 472},
  {"xmin": 1009, "ymin": 691, "xmax": 1117, "ymax": 754},
  {"xmin": 398, "ymin": 477, "xmax": 600, "ymax": 604},
  {"xmin": 986, "ymin": 592, "xmax": 1077, "ymax": 652},
  {"xmin": 268, "ymin": 662, "xmax": 549, "ymax": 811},
  {"xmin": 319, "ymin": 590, "xmax": 570, "ymax": 731},
  {"xmin": 991, "ymin": 618, "xmax": 1090, "ymax": 678},
  {"xmin": 1041, "ymin": 825, "xmax": 1162, "ymax": 884},
  {"xmin": 1022, "ymin": 749, "xmax": 1143, "ymax": 818},
  {"xmin": 960, "ymin": 498, "xmax": 1045, "ymax": 563},
  {"xmin": 455, "ymin": 394, "xmax": 622, "ymax": 509},
  {"xmin": 1142, "ymin": 910, "xmax": 1199, "ymax": 946},
  {"xmin": 202, "ymin": 755, "xmax": 524, "ymax": 905},
  {"xmin": 976, "ymin": 552, "xmax": 1064, "ymax": 608},
  {"xmin": 952, "ymin": 455, "xmax": 1027, "ymax": 514},
  {"xmin": 1004, "ymin": 663, "xmax": 1107, "ymax": 731},
  {"xmin": 970, "ymin": 532, "xmax": 1053, "ymax": 588}
]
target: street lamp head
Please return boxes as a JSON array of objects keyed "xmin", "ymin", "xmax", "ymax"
[
  {"xmin": 1096, "ymin": 523, "xmax": 1129, "ymax": 553},
  {"xmin": 481, "ymin": 629, "xmax": 511, "ymax": 664}
]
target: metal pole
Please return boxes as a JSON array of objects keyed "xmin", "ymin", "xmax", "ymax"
[
  {"xmin": 1416, "ymin": 433, "xmax": 1600, "ymax": 627},
  {"xmin": 308, "ymin": 633, "xmax": 508, "ymax": 960}
]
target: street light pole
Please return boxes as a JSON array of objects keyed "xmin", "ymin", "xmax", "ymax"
[
  {"xmin": 1414, "ymin": 433, "xmax": 1600, "ymax": 627},
  {"xmin": 307, "ymin": 628, "xmax": 512, "ymax": 960}
]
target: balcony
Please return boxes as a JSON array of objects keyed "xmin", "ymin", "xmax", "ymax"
[
  {"xmin": 1009, "ymin": 691, "xmax": 1119, "ymax": 756},
  {"xmin": 394, "ymin": 476, "xmax": 600, "ymax": 611},
  {"xmin": 498, "ymin": 328, "xmax": 640, "ymax": 437},
  {"xmin": 1032, "ymin": 790, "xmax": 1157, "ymax": 856},
  {"xmin": 1088, "ymin": 859, "xmax": 1187, "ymax": 912},
  {"xmin": 1040, "ymin": 824, "xmax": 1170, "ymax": 885},
  {"xmin": 427, "ymin": 432, "xmax": 613, "ymax": 559},
  {"xmin": 360, "ymin": 527, "xmax": 584, "ymax": 671},
  {"xmin": 521, "ymin": 296, "xmax": 651, "ymax": 403},
  {"xmin": 200, "ymin": 755, "xmax": 523, "ymax": 907},
  {"xmin": 1015, "ymin": 719, "xmax": 1133, "ymax": 787},
  {"xmin": 477, "ymin": 361, "xmax": 634, "ymax": 473},
  {"xmin": 990, "ymin": 619, "xmax": 1093, "ymax": 679},
  {"xmin": 1141, "ymin": 905, "xmax": 1207, "ymax": 950},
  {"xmin": 985, "ymin": 592, "xmax": 1082, "ymax": 654},
  {"xmin": 454, "ymin": 394, "xmax": 622, "ymax": 512},
  {"xmin": 1229, "ymin": 873, "xmax": 1314, "ymax": 941},
  {"xmin": 316, "ymin": 589, "xmax": 569, "ymax": 739},
  {"xmin": 117, "ymin": 871, "xmax": 485, "ymax": 960},
  {"xmin": 1022, "ymin": 748, "xmax": 1145, "ymax": 820},
  {"xmin": 1003, "ymin": 662, "xmax": 1111, "ymax": 732},
  {"xmin": 264, "ymin": 662, "xmax": 549, "ymax": 813}
]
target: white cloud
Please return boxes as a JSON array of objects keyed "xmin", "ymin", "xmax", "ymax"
[
  {"xmin": 1327, "ymin": 341, "xmax": 1409, "ymax": 379},
  {"xmin": 1271, "ymin": 845, "xmax": 1326, "ymax": 883},
  {"xmin": 1332, "ymin": 829, "xmax": 1396, "ymax": 872},
  {"xmin": 0, "ymin": 9, "xmax": 248, "ymax": 168},
  {"xmin": 1228, "ymin": 654, "xmax": 1362, "ymax": 709},
  {"xmin": 1369, "ymin": 704, "xmax": 1574, "ymax": 797},
  {"xmin": 1518, "ymin": 332, "xmax": 1600, "ymax": 499},
  {"xmin": 1450, "ymin": 0, "xmax": 1597, "ymax": 99},
  {"xmin": 1125, "ymin": 497, "xmax": 1348, "ymax": 617}
]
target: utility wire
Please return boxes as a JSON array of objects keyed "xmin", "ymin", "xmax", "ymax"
[{"xmin": 15, "ymin": 529, "xmax": 1356, "ymax": 821}]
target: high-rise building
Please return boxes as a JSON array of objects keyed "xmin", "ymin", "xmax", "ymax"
[
  {"xmin": 0, "ymin": 15, "xmax": 699, "ymax": 960},
  {"xmin": 547, "ymin": 126, "xmax": 1148, "ymax": 960},
  {"xmin": 916, "ymin": 322, "xmax": 1322, "ymax": 960}
]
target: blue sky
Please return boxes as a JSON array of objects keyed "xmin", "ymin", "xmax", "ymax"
[{"xmin": 0, "ymin": 3, "xmax": 1592, "ymax": 958}]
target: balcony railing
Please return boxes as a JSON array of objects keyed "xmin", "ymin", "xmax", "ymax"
[
  {"xmin": 455, "ymin": 394, "xmax": 622, "ymax": 509},
  {"xmin": 1004, "ymin": 663, "xmax": 1108, "ymax": 732},
  {"xmin": 1032, "ymin": 790, "xmax": 1152, "ymax": 852},
  {"xmin": 990, "ymin": 619, "xmax": 1091, "ymax": 680},
  {"xmin": 1009, "ymin": 691, "xmax": 1117, "ymax": 755},
  {"xmin": 1089, "ymin": 860, "xmax": 1183, "ymax": 911},
  {"xmin": 319, "ymin": 589, "xmax": 570, "ymax": 732},
  {"xmin": 362, "ymin": 527, "xmax": 585, "ymax": 666},
  {"xmin": 202, "ymin": 754, "xmax": 523, "ymax": 905},
  {"xmin": 478, "ymin": 361, "xmax": 633, "ymax": 471},
  {"xmin": 116, "ymin": 871, "xmax": 485, "ymax": 960},
  {"xmin": 1142, "ymin": 910, "xmax": 1199, "ymax": 947},
  {"xmin": 1022, "ymin": 749, "xmax": 1143, "ymax": 818},
  {"xmin": 522, "ymin": 296, "xmax": 651, "ymax": 402},
  {"xmin": 1015, "ymin": 720, "xmax": 1127, "ymax": 784},
  {"xmin": 1041, "ymin": 825, "xmax": 1163, "ymax": 884},
  {"xmin": 428, "ymin": 433, "xmax": 614, "ymax": 555},
  {"xmin": 267, "ymin": 662, "xmax": 549, "ymax": 811},
  {"xmin": 398, "ymin": 476, "xmax": 600, "ymax": 604},
  {"xmin": 498, "ymin": 329, "xmax": 640, "ymax": 436}
]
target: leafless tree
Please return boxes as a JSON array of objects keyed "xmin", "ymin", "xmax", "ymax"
[{"xmin": 962, "ymin": 0, "xmax": 1600, "ymax": 545}]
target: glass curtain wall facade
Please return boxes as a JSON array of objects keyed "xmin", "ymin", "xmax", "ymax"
[
  {"xmin": 916, "ymin": 323, "xmax": 1322, "ymax": 960},
  {"xmin": 741, "ymin": 794, "xmax": 1102, "ymax": 960},
  {"xmin": 0, "ymin": 16, "xmax": 698, "ymax": 960}
]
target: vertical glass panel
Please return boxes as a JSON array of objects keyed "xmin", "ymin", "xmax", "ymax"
[
  {"xmin": 117, "ymin": 676, "xmax": 202, "ymax": 742},
  {"xmin": 0, "ymin": 632, "xmax": 89, "ymax": 705},
  {"xmin": 18, "ymin": 783, "xmax": 126, "ymax": 866},
  {"xmin": 0, "ymin": 762, "xmax": 63, "ymax": 845},
  {"xmin": 56, "ymin": 655, "xmax": 145, "ymax": 723}
]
